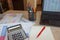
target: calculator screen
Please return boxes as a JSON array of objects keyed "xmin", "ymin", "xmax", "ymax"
[{"xmin": 8, "ymin": 26, "xmax": 21, "ymax": 32}]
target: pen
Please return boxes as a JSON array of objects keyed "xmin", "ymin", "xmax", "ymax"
[{"xmin": 36, "ymin": 26, "xmax": 46, "ymax": 38}]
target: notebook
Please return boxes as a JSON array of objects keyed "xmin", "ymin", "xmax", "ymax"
[{"xmin": 29, "ymin": 26, "xmax": 55, "ymax": 40}]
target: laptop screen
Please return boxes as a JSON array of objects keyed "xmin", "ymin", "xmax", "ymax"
[
  {"xmin": 43, "ymin": 0, "xmax": 60, "ymax": 12},
  {"xmin": 40, "ymin": 0, "xmax": 60, "ymax": 26}
]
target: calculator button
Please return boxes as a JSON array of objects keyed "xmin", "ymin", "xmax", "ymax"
[{"xmin": 12, "ymin": 32, "xmax": 24, "ymax": 40}]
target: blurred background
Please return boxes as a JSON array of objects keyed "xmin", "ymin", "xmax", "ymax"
[{"xmin": 0, "ymin": 0, "xmax": 42, "ymax": 13}]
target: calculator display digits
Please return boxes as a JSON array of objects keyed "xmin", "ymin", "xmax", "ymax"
[{"xmin": 7, "ymin": 24, "xmax": 27, "ymax": 40}]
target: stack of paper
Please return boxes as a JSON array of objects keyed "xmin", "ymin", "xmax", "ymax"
[
  {"xmin": 29, "ymin": 26, "xmax": 55, "ymax": 40},
  {"xmin": 0, "ymin": 21, "xmax": 35, "ymax": 40},
  {"xmin": 0, "ymin": 13, "xmax": 35, "ymax": 40}
]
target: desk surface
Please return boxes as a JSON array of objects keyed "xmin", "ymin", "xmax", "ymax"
[{"xmin": 4, "ymin": 10, "xmax": 60, "ymax": 40}]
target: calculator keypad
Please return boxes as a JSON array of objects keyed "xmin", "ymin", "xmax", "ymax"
[{"xmin": 12, "ymin": 32, "xmax": 24, "ymax": 40}]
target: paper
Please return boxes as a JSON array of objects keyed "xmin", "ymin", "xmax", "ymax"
[
  {"xmin": 0, "ymin": 21, "xmax": 35, "ymax": 40},
  {"xmin": 0, "ymin": 26, "xmax": 3, "ymax": 36},
  {"xmin": 0, "ymin": 13, "xmax": 35, "ymax": 39},
  {"xmin": 0, "ymin": 13, "xmax": 35, "ymax": 33},
  {"xmin": 29, "ymin": 26, "xmax": 55, "ymax": 40},
  {"xmin": 0, "ymin": 19, "xmax": 35, "ymax": 37},
  {"xmin": 0, "ymin": 26, "xmax": 7, "ymax": 40},
  {"xmin": 0, "ymin": 13, "xmax": 23, "ymax": 24}
]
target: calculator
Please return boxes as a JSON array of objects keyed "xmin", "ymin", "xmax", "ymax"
[{"xmin": 7, "ymin": 24, "xmax": 27, "ymax": 40}]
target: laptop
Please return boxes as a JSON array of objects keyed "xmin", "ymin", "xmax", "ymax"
[{"xmin": 40, "ymin": 0, "xmax": 60, "ymax": 26}]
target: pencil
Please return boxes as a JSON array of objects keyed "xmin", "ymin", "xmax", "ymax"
[{"xmin": 36, "ymin": 26, "xmax": 46, "ymax": 38}]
